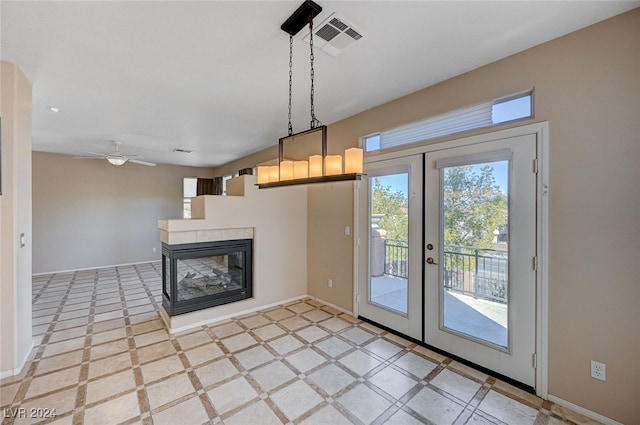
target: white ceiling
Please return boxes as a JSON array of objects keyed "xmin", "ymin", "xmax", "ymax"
[{"xmin": 1, "ymin": 1, "xmax": 637, "ymax": 168}]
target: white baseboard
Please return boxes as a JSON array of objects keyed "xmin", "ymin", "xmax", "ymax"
[
  {"xmin": 547, "ymin": 394, "xmax": 623, "ymax": 425},
  {"xmin": 33, "ymin": 260, "xmax": 161, "ymax": 276},
  {"xmin": 163, "ymin": 295, "xmax": 308, "ymax": 334},
  {"xmin": 0, "ymin": 341, "xmax": 35, "ymax": 379}
]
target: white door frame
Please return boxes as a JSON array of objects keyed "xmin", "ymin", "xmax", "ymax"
[{"xmin": 354, "ymin": 122, "xmax": 549, "ymax": 398}]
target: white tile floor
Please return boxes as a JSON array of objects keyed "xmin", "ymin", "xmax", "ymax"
[{"xmin": 0, "ymin": 263, "xmax": 601, "ymax": 425}]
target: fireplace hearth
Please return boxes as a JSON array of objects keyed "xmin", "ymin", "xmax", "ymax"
[{"xmin": 162, "ymin": 239, "xmax": 253, "ymax": 316}]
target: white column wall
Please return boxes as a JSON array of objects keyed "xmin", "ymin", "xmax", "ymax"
[{"xmin": 0, "ymin": 61, "xmax": 33, "ymax": 377}]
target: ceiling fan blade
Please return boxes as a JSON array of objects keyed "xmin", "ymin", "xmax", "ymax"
[
  {"xmin": 73, "ymin": 156, "xmax": 107, "ymax": 159},
  {"xmin": 81, "ymin": 151, "xmax": 110, "ymax": 157},
  {"xmin": 129, "ymin": 159, "xmax": 156, "ymax": 166}
]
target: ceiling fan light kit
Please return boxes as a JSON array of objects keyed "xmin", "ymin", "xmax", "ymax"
[
  {"xmin": 107, "ymin": 157, "xmax": 127, "ymax": 166},
  {"xmin": 74, "ymin": 141, "xmax": 157, "ymax": 167},
  {"xmin": 257, "ymin": 0, "xmax": 363, "ymax": 189}
]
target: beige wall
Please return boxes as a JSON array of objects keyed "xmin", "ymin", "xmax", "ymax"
[
  {"xmin": 212, "ymin": 10, "xmax": 640, "ymax": 423},
  {"xmin": 0, "ymin": 62, "xmax": 33, "ymax": 376},
  {"xmin": 32, "ymin": 151, "xmax": 215, "ymax": 274},
  {"xmin": 307, "ymin": 183, "xmax": 354, "ymax": 312}
]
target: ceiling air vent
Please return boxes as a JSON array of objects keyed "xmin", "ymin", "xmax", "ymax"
[
  {"xmin": 173, "ymin": 148, "xmax": 194, "ymax": 154},
  {"xmin": 303, "ymin": 13, "xmax": 364, "ymax": 57}
]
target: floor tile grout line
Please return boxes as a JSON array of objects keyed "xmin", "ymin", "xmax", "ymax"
[
  {"xmin": 31, "ymin": 273, "xmax": 55, "ymax": 305},
  {"xmin": 71, "ymin": 268, "xmax": 99, "ymax": 425}
]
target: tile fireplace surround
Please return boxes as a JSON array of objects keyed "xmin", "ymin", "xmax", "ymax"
[{"xmin": 0, "ymin": 263, "xmax": 597, "ymax": 425}]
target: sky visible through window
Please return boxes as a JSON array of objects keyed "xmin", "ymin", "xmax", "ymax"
[{"xmin": 492, "ymin": 95, "xmax": 531, "ymax": 124}]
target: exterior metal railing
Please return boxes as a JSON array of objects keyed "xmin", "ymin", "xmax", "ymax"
[
  {"xmin": 443, "ymin": 245, "xmax": 508, "ymax": 304},
  {"xmin": 383, "ymin": 238, "xmax": 408, "ymax": 278},
  {"xmin": 382, "ymin": 240, "xmax": 508, "ymax": 304}
]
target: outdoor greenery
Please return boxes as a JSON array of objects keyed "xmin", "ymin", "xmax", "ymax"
[
  {"xmin": 443, "ymin": 164, "xmax": 507, "ymax": 249},
  {"xmin": 370, "ymin": 164, "xmax": 506, "ymax": 248},
  {"xmin": 370, "ymin": 178, "xmax": 408, "ymax": 240},
  {"xmin": 442, "ymin": 164, "xmax": 508, "ymax": 301}
]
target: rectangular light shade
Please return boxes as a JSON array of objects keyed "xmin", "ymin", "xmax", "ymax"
[
  {"xmin": 280, "ymin": 160, "xmax": 294, "ymax": 181},
  {"xmin": 345, "ymin": 148, "xmax": 363, "ymax": 173},
  {"xmin": 269, "ymin": 165, "xmax": 280, "ymax": 182},
  {"xmin": 325, "ymin": 155, "xmax": 343, "ymax": 176},
  {"xmin": 294, "ymin": 161, "xmax": 309, "ymax": 179},
  {"xmin": 257, "ymin": 166, "xmax": 270, "ymax": 184},
  {"xmin": 309, "ymin": 155, "xmax": 323, "ymax": 177}
]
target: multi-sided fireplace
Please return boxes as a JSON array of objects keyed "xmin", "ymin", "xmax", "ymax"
[{"xmin": 162, "ymin": 238, "xmax": 253, "ymax": 316}]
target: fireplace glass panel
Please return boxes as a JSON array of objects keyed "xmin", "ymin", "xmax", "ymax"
[
  {"xmin": 177, "ymin": 252, "xmax": 244, "ymax": 301},
  {"xmin": 163, "ymin": 254, "xmax": 170, "ymax": 301}
]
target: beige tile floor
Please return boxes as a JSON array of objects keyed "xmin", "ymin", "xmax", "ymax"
[{"xmin": 0, "ymin": 263, "xmax": 600, "ymax": 425}]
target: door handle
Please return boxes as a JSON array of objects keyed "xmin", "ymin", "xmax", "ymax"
[{"xmin": 426, "ymin": 257, "xmax": 438, "ymax": 265}]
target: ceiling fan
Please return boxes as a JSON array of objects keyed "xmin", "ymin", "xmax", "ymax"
[{"xmin": 74, "ymin": 141, "xmax": 156, "ymax": 167}]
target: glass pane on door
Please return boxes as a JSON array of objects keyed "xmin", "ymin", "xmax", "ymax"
[
  {"xmin": 441, "ymin": 160, "xmax": 509, "ymax": 348},
  {"xmin": 369, "ymin": 173, "xmax": 409, "ymax": 315}
]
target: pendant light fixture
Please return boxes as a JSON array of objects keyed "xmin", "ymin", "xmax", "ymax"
[{"xmin": 257, "ymin": 0, "xmax": 363, "ymax": 189}]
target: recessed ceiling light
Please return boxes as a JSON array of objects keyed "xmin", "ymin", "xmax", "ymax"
[
  {"xmin": 173, "ymin": 148, "xmax": 194, "ymax": 154},
  {"xmin": 48, "ymin": 106, "xmax": 61, "ymax": 113}
]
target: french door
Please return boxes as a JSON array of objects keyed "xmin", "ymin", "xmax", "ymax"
[
  {"xmin": 357, "ymin": 155, "xmax": 423, "ymax": 340},
  {"xmin": 358, "ymin": 129, "xmax": 539, "ymax": 388},
  {"xmin": 424, "ymin": 134, "xmax": 537, "ymax": 387}
]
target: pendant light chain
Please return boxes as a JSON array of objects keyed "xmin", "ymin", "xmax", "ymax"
[
  {"xmin": 288, "ymin": 34, "xmax": 294, "ymax": 136},
  {"xmin": 259, "ymin": 1, "xmax": 364, "ymax": 188},
  {"xmin": 309, "ymin": 17, "xmax": 319, "ymax": 129}
]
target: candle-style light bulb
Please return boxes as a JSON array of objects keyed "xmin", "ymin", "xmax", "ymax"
[
  {"xmin": 325, "ymin": 155, "xmax": 343, "ymax": 176},
  {"xmin": 345, "ymin": 148, "xmax": 363, "ymax": 173},
  {"xmin": 309, "ymin": 155, "xmax": 323, "ymax": 177},
  {"xmin": 280, "ymin": 161, "xmax": 294, "ymax": 181},
  {"xmin": 294, "ymin": 161, "xmax": 309, "ymax": 179}
]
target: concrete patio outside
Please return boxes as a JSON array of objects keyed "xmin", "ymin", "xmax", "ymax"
[{"xmin": 370, "ymin": 275, "xmax": 508, "ymax": 347}]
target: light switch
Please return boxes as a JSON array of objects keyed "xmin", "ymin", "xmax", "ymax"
[
  {"xmin": 344, "ymin": 226, "xmax": 350, "ymax": 236},
  {"xmin": 20, "ymin": 233, "xmax": 26, "ymax": 247}
]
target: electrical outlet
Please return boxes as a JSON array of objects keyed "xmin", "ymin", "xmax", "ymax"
[
  {"xmin": 328, "ymin": 279, "xmax": 333, "ymax": 288},
  {"xmin": 152, "ymin": 247, "xmax": 157, "ymax": 253},
  {"xmin": 591, "ymin": 360, "xmax": 606, "ymax": 381}
]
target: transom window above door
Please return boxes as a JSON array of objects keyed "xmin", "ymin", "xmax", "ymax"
[{"xmin": 364, "ymin": 92, "xmax": 533, "ymax": 152}]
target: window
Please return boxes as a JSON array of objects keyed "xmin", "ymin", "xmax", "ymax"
[
  {"xmin": 492, "ymin": 94, "xmax": 532, "ymax": 124},
  {"xmin": 364, "ymin": 92, "xmax": 533, "ymax": 152},
  {"xmin": 365, "ymin": 134, "xmax": 381, "ymax": 152},
  {"xmin": 183, "ymin": 177, "xmax": 197, "ymax": 218}
]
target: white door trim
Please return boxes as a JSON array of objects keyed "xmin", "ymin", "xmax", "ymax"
[
  {"xmin": 536, "ymin": 122, "xmax": 550, "ymax": 399},
  {"xmin": 353, "ymin": 179, "xmax": 360, "ymax": 318},
  {"xmin": 356, "ymin": 122, "xmax": 549, "ymax": 397}
]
